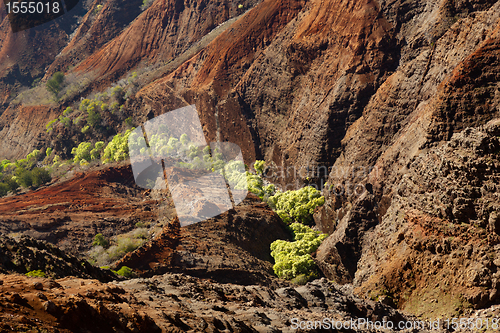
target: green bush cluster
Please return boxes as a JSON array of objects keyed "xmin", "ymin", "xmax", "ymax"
[
  {"xmin": 245, "ymin": 161, "xmax": 325, "ymax": 225},
  {"xmin": 79, "ymin": 99, "xmax": 104, "ymax": 127},
  {"xmin": 270, "ymin": 223, "xmax": 327, "ymax": 280},
  {"xmin": 92, "ymin": 233, "xmax": 109, "ymax": 248},
  {"xmin": 112, "ymin": 266, "xmax": 134, "ymax": 278},
  {"xmin": 102, "ymin": 129, "xmax": 134, "ymax": 163},
  {"xmin": 268, "ymin": 186, "xmax": 325, "ymax": 225},
  {"xmin": 242, "ymin": 160, "xmax": 328, "ymax": 281},
  {"xmin": 15, "ymin": 167, "xmax": 51, "ymax": 188},
  {"xmin": 44, "ymin": 84, "xmax": 126, "ymax": 137},
  {"xmin": 0, "ymin": 178, "xmax": 18, "ymax": 197},
  {"xmin": 25, "ymin": 270, "xmax": 46, "ymax": 278},
  {"xmin": 71, "ymin": 141, "xmax": 105, "ymax": 165},
  {"xmin": 0, "ymin": 150, "xmax": 51, "ymax": 196},
  {"xmin": 254, "ymin": 160, "xmax": 265, "ymax": 175}
]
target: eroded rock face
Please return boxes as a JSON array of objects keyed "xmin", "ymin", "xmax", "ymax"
[
  {"xmin": 317, "ymin": 120, "xmax": 500, "ymax": 316},
  {"xmin": 311, "ymin": 0, "xmax": 500, "ymax": 317},
  {"xmin": 116, "ymin": 193, "xmax": 292, "ymax": 286}
]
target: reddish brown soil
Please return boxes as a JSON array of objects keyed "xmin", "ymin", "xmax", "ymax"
[{"xmin": 0, "ymin": 164, "xmax": 159, "ymax": 254}]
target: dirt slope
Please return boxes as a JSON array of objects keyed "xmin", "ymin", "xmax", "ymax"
[{"xmin": 0, "ymin": 164, "xmax": 158, "ymax": 254}]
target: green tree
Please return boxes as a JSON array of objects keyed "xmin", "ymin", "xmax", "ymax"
[
  {"xmin": 0, "ymin": 183, "xmax": 9, "ymax": 197},
  {"xmin": 90, "ymin": 141, "xmax": 105, "ymax": 160},
  {"xmin": 87, "ymin": 105, "xmax": 101, "ymax": 127},
  {"xmin": 15, "ymin": 167, "xmax": 32, "ymax": 188}
]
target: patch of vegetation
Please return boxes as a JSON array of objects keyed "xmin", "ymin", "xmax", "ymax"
[
  {"xmin": 270, "ymin": 223, "xmax": 327, "ymax": 280},
  {"xmin": 92, "ymin": 233, "xmax": 109, "ymax": 248},
  {"xmin": 46, "ymin": 72, "xmax": 65, "ymax": 99},
  {"xmin": 102, "ymin": 129, "xmax": 134, "ymax": 163},
  {"xmin": 88, "ymin": 227, "xmax": 148, "ymax": 266},
  {"xmin": 112, "ymin": 266, "xmax": 134, "ymax": 278},
  {"xmin": 268, "ymin": 186, "xmax": 325, "ymax": 225},
  {"xmin": 140, "ymin": 0, "xmax": 154, "ymax": 10},
  {"xmin": 0, "ymin": 150, "xmax": 51, "ymax": 196},
  {"xmin": 25, "ymin": 270, "xmax": 46, "ymax": 278}
]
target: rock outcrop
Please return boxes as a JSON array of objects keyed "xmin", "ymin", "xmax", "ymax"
[
  {"xmin": 116, "ymin": 193, "xmax": 292, "ymax": 286},
  {"xmin": 0, "ymin": 273, "xmax": 431, "ymax": 332},
  {"xmin": 0, "ymin": 235, "xmax": 116, "ymax": 281}
]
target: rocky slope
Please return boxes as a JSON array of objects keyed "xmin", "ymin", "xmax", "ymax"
[
  {"xmin": 0, "ymin": 272, "xmax": 433, "ymax": 332},
  {"xmin": 0, "ymin": 164, "xmax": 158, "ymax": 254},
  {"xmin": 0, "ymin": 0, "xmax": 499, "ymax": 327},
  {"xmin": 116, "ymin": 194, "xmax": 292, "ymax": 285},
  {"xmin": 0, "ymin": 235, "xmax": 116, "ymax": 281},
  {"xmin": 314, "ymin": 0, "xmax": 500, "ymax": 318}
]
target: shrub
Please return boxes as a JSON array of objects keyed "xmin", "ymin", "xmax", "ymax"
[
  {"xmin": 113, "ymin": 266, "xmax": 134, "ymax": 278},
  {"xmin": 46, "ymin": 147, "xmax": 53, "ymax": 157},
  {"xmin": 102, "ymin": 129, "xmax": 134, "ymax": 163},
  {"xmin": 140, "ymin": 0, "xmax": 154, "ymax": 10},
  {"xmin": 268, "ymin": 186, "xmax": 325, "ymax": 225},
  {"xmin": 0, "ymin": 159, "xmax": 10, "ymax": 171},
  {"xmin": 6, "ymin": 177, "xmax": 19, "ymax": 192},
  {"xmin": 81, "ymin": 125, "xmax": 90, "ymax": 134},
  {"xmin": 88, "ymin": 228, "xmax": 147, "ymax": 266},
  {"xmin": 110, "ymin": 102, "xmax": 120, "ymax": 113},
  {"xmin": 31, "ymin": 167, "xmax": 51, "ymax": 187},
  {"xmin": 124, "ymin": 117, "xmax": 134, "ymax": 127},
  {"xmin": 46, "ymin": 119, "xmax": 58, "ymax": 132},
  {"xmin": 16, "ymin": 167, "xmax": 33, "ymax": 187},
  {"xmin": 90, "ymin": 141, "xmax": 105, "ymax": 160},
  {"xmin": 87, "ymin": 106, "xmax": 101, "ymax": 127},
  {"xmin": 0, "ymin": 183, "xmax": 9, "ymax": 197},
  {"xmin": 60, "ymin": 116, "xmax": 72, "ymax": 128},
  {"xmin": 25, "ymin": 270, "xmax": 46, "ymax": 278},
  {"xmin": 72, "ymin": 142, "xmax": 92, "ymax": 164},
  {"xmin": 63, "ymin": 107, "xmax": 73, "ymax": 116},
  {"xmin": 46, "ymin": 72, "xmax": 65, "ymax": 97},
  {"xmin": 254, "ymin": 160, "xmax": 265, "ymax": 175},
  {"xmin": 92, "ymin": 233, "xmax": 109, "ymax": 248},
  {"xmin": 270, "ymin": 223, "xmax": 327, "ymax": 280}
]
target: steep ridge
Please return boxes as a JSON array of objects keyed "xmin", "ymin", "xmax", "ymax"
[
  {"xmin": 44, "ymin": 0, "xmax": 144, "ymax": 79},
  {"xmin": 0, "ymin": 0, "xmax": 91, "ymax": 106},
  {"xmin": 73, "ymin": 0, "xmax": 262, "ymax": 88},
  {"xmin": 130, "ymin": 0, "xmax": 400, "ymax": 187},
  {"xmin": 315, "ymin": 0, "xmax": 500, "ymax": 317}
]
